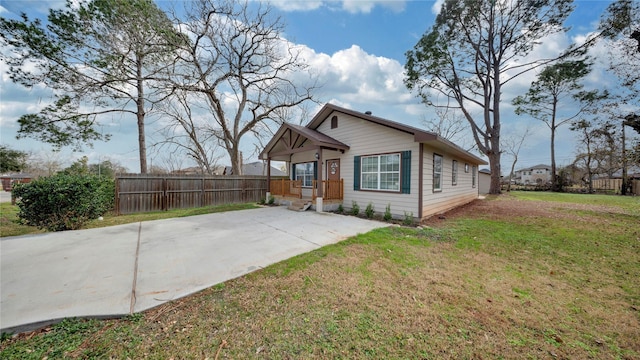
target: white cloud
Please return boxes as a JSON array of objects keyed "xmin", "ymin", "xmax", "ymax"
[
  {"xmin": 269, "ymin": 0, "xmax": 406, "ymax": 14},
  {"xmin": 267, "ymin": 0, "xmax": 323, "ymax": 12},
  {"xmin": 298, "ymin": 44, "xmax": 415, "ymax": 107},
  {"xmin": 431, "ymin": 0, "xmax": 445, "ymax": 15}
]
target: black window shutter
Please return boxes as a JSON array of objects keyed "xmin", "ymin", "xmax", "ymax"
[
  {"xmin": 401, "ymin": 151, "xmax": 411, "ymax": 194},
  {"xmin": 353, "ymin": 156, "xmax": 361, "ymax": 191},
  {"xmin": 313, "ymin": 161, "xmax": 318, "ymax": 180}
]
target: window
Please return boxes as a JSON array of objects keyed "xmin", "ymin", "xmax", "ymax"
[
  {"xmin": 433, "ymin": 154, "xmax": 443, "ymax": 192},
  {"xmin": 361, "ymin": 153, "xmax": 400, "ymax": 191},
  {"xmin": 294, "ymin": 162, "xmax": 315, "ymax": 187},
  {"xmin": 452, "ymin": 160, "xmax": 458, "ymax": 186},
  {"xmin": 331, "ymin": 115, "xmax": 338, "ymax": 129},
  {"xmin": 472, "ymin": 165, "xmax": 477, "ymax": 188}
]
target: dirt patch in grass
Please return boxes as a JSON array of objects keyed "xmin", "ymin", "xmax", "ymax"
[
  {"xmin": 422, "ymin": 193, "xmax": 636, "ymax": 226},
  {"xmin": 2, "ymin": 195, "xmax": 639, "ymax": 359}
]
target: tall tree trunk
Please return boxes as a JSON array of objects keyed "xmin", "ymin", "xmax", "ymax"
[
  {"xmin": 550, "ymin": 98, "xmax": 559, "ymax": 191},
  {"xmin": 228, "ymin": 145, "xmax": 242, "ymax": 175},
  {"xmin": 488, "ymin": 151, "xmax": 501, "ymax": 194},
  {"xmin": 586, "ymin": 133, "xmax": 593, "ymax": 193},
  {"xmin": 136, "ymin": 59, "xmax": 147, "ymax": 174},
  {"xmin": 621, "ymin": 121, "xmax": 627, "ymax": 195},
  {"xmin": 551, "ymin": 126, "xmax": 557, "ymax": 190}
]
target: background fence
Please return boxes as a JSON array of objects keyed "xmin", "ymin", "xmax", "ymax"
[
  {"xmin": 115, "ymin": 174, "xmax": 285, "ymax": 215},
  {"xmin": 592, "ymin": 178, "xmax": 640, "ymax": 195}
]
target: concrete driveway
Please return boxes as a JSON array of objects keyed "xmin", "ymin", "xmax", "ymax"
[
  {"xmin": 0, "ymin": 207, "xmax": 386, "ymax": 334},
  {"xmin": 0, "ymin": 191, "xmax": 12, "ymax": 203}
]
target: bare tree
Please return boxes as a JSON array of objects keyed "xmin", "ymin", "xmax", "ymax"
[
  {"xmin": 24, "ymin": 151, "xmax": 64, "ymax": 177},
  {"xmin": 422, "ymin": 108, "xmax": 476, "ymax": 153},
  {"xmin": 168, "ymin": 0, "xmax": 317, "ymax": 175},
  {"xmin": 155, "ymin": 90, "xmax": 223, "ymax": 174},
  {"xmin": 502, "ymin": 127, "xmax": 531, "ymax": 192},
  {"xmin": 405, "ymin": 0, "xmax": 598, "ymax": 194}
]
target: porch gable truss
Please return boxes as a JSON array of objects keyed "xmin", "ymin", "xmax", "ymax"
[{"xmin": 260, "ymin": 123, "xmax": 350, "ymax": 160}]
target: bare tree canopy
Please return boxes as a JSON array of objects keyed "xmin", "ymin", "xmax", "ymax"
[
  {"xmin": 168, "ymin": 0, "xmax": 318, "ymax": 175},
  {"xmin": 405, "ymin": 0, "xmax": 589, "ymax": 194},
  {"xmin": 422, "ymin": 108, "xmax": 477, "ymax": 153},
  {"xmin": 0, "ymin": 0, "xmax": 180, "ymax": 173},
  {"xmin": 154, "ymin": 90, "xmax": 223, "ymax": 174}
]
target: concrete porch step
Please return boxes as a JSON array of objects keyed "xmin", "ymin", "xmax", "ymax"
[{"xmin": 287, "ymin": 199, "xmax": 312, "ymax": 212}]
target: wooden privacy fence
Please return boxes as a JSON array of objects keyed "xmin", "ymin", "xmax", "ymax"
[
  {"xmin": 115, "ymin": 174, "xmax": 284, "ymax": 215},
  {"xmin": 592, "ymin": 179, "xmax": 640, "ymax": 195}
]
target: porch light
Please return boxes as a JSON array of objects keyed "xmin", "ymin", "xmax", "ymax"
[{"xmin": 315, "ymin": 152, "xmax": 319, "ymax": 159}]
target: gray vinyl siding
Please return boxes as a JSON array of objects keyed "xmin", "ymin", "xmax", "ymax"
[
  {"xmin": 421, "ymin": 147, "xmax": 479, "ymax": 217},
  {"xmin": 317, "ymin": 113, "xmax": 420, "ymax": 219}
]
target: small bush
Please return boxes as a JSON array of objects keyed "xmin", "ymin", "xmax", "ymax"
[
  {"xmin": 403, "ymin": 211, "xmax": 414, "ymax": 226},
  {"xmin": 13, "ymin": 173, "xmax": 115, "ymax": 231},
  {"xmin": 268, "ymin": 196, "xmax": 275, "ymax": 205},
  {"xmin": 259, "ymin": 197, "xmax": 266, "ymax": 205},
  {"xmin": 384, "ymin": 203, "xmax": 392, "ymax": 222},
  {"xmin": 365, "ymin": 202, "xmax": 375, "ymax": 219},
  {"xmin": 337, "ymin": 204, "xmax": 344, "ymax": 214},
  {"xmin": 351, "ymin": 201, "xmax": 360, "ymax": 216}
]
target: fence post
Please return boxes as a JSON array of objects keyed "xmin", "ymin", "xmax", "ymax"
[
  {"xmin": 163, "ymin": 177, "xmax": 168, "ymax": 211},
  {"xmin": 201, "ymin": 177, "xmax": 205, "ymax": 207},
  {"xmin": 115, "ymin": 177, "xmax": 120, "ymax": 215}
]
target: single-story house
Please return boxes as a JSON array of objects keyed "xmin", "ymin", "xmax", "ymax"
[
  {"xmin": 0, "ymin": 173, "xmax": 32, "ymax": 192},
  {"xmin": 259, "ymin": 103, "xmax": 487, "ymax": 220},
  {"xmin": 223, "ymin": 161, "xmax": 287, "ymax": 176}
]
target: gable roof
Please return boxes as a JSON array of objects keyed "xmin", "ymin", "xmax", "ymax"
[
  {"xmin": 517, "ymin": 164, "xmax": 551, "ymax": 172},
  {"xmin": 286, "ymin": 123, "xmax": 350, "ymax": 150},
  {"xmin": 260, "ymin": 103, "xmax": 487, "ymax": 165},
  {"xmin": 309, "ymin": 104, "xmax": 486, "ymax": 165},
  {"xmin": 259, "ymin": 122, "xmax": 349, "ymax": 160}
]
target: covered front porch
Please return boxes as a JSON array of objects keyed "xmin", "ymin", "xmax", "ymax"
[{"xmin": 260, "ymin": 123, "xmax": 349, "ymax": 213}]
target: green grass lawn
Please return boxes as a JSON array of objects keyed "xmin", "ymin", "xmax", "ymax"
[
  {"xmin": 0, "ymin": 202, "xmax": 260, "ymax": 238},
  {"xmin": 1, "ymin": 192, "xmax": 639, "ymax": 359},
  {"xmin": 509, "ymin": 190, "xmax": 640, "ymax": 214}
]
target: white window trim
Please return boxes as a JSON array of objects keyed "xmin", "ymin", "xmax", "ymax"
[
  {"xmin": 294, "ymin": 162, "xmax": 314, "ymax": 188},
  {"xmin": 472, "ymin": 165, "xmax": 477, "ymax": 188},
  {"xmin": 433, "ymin": 154, "xmax": 443, "ymax": 192},
  {"xmin": 360, "ymin": 153, "xmax": 401, "ymax": 192},
  {"xmin": 452, "ymin": 160, "xmax": 458, "ymax": 186}
]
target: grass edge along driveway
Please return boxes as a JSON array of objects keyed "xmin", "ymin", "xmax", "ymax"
[{"xmin": 1, "ymin": 192, "xmax": 639, "ymax": 359}]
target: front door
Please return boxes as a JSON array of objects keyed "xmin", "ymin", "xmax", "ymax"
[{"xmin": 326, "ymin": 159, "xmax": 340, "ymax": 199}]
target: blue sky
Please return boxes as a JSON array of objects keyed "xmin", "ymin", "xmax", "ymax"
[{"xmin": 0, "ymin": 0, "xmax": 629, "ymax": 173}]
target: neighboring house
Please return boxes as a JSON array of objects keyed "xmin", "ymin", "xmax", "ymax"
[
  {"xmin": 223, "ymin": 161, "xmax": 287, "ymax": 176},
  {"xmin": 0, "ymin": 173, "xmax": 32, "ymax": 192},
  {"xmin": 260, "ymin": 103, "xmax": 487, "ymax": 220},
  {"xmin": 478, "ymin": 169, "xmax": 491, "ymax": 194},
  {"xmin": 171, "ymin": 166, "xmax": 226, "ymax": 175},
  {"xmin": 515, "ymin": 164, "xmax": 552, "ymax": 185},
  {"xmin": 593, "ymin": 165, "xmax": 640, "ymax": 180}
]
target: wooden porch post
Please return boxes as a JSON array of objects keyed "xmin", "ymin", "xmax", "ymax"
[
  {"xmin": 266, "ymin": 158, "xmax": 271, "ymax": 199},
  {"xmin": 316, "ymin": 148, "xmax": 323, "ymax": 198},
  {"xmin": 316, "ymin": 148, "xmax": 324, "ymax": 212}
]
